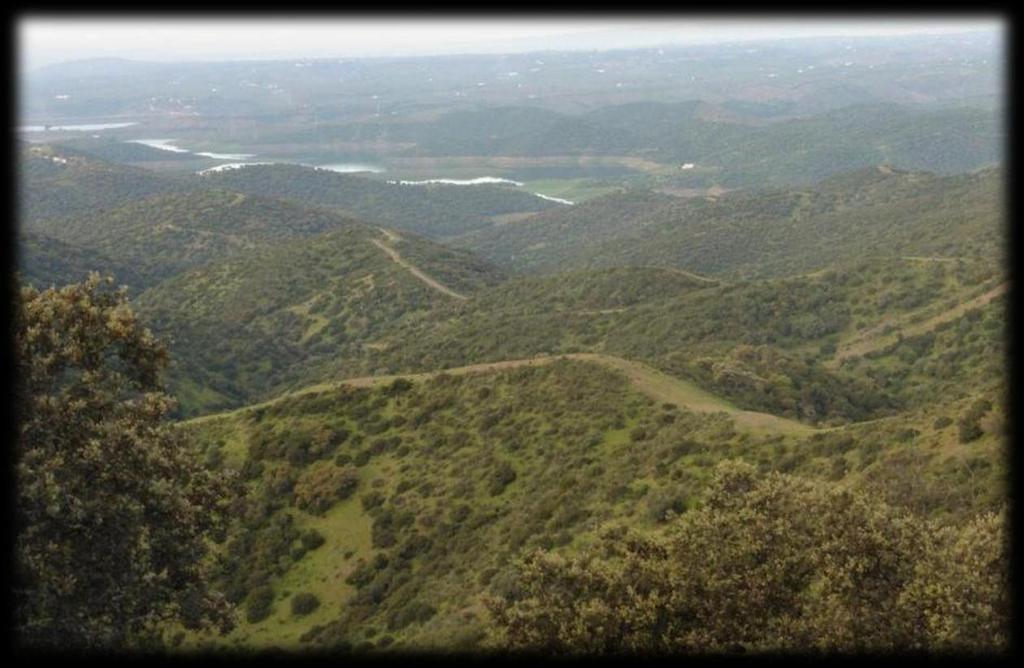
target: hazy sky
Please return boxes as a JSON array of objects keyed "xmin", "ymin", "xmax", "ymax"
[{"xmin": 20, "ymin": 16, "xmax": 1003, "ymax": 70}]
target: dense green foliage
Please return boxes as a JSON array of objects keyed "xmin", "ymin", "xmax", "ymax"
[
  {"xmin": 460, "ymin": 167, "xmax": 1004, "ymax": 279},
  {"xmin": 17, "ymin": 35, "xmax": 1007, "ymax": 652},
  {"xmin": 134, "ymin": 225, "xmax": 501, "ymax": 415},
  {"xmin": 14, "ymin": 276, "xmax": 234, "ymax": 649},
  {"xmin": 489, "ymin": 460, "xmax": 1008, "ymax": 653},
  {"xmin": 19, "ymin": 145, "xmax": 198, "ymax": 225},
  {"xmin": 18, "ymin": 230, "xmax": 144, "ymax": 292},
  {"xmin": 178, "ymin": 357, "xmax": 1005, "ymax": 651},
  {"xmin": 31, "ymin": 189, "xmax": 361, "ymax": 290}
]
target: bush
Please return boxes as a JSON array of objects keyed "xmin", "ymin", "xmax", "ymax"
[
  {"xmin": 385, "ymin": 377, "xmax": 414, "ymax": 396},
  {"xmin": 300, "ymin": 528, "xmax": 326, "ymax": 551},
  {"xmin": 293, "ymin": 465, "xmax": 360, "ymax": 514},
  {"xmin": 489, "ymin": 461, "xmax": 1010, "ymax": 653},
  {"xmin": 246, "ymin": 585, "xmax": 275, "ymax": 623},
  {"xmin": 387, "ymin": 601, "xmax": 438, "ymax": 631},
  {"xmin": 489, "ymin": 461, "xmax": 517, "ymax": 496},
  {"xmin": 291, "ymin": 592, "xmax": 321, "ymax": 616},
  {"xmin": 958, "ymin": 418, "xmax": 984, "ymax": 444},
  {"xmin": 361, "ymin": 491, "xmax": 386, "ymax": 511}
]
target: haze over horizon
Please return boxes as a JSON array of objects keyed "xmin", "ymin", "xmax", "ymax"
[{"xmin": 21, "ymin": 16, "xmax": 1002, "ymax": 71}]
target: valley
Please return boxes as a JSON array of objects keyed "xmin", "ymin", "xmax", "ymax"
[{"xmin": 14, "ymin": 24, "xmax": 1008, "ymax": 655}]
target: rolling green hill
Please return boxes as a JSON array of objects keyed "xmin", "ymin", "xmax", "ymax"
[
  {"xmin": 19, "ymin": 144, "xmax": 199, "ymax": 225},
  {"xmin": 359, "ymin": 256, "xmax": 1001, "ymax": 424},
  {"xmin": 175, "ymin": 354, "xmax": 1004, "ymax": 651},
  {"xmin": 459, "ymin": 166, "xmax": 1004, "ymax": 280},
  {"xmin": 30, "ymin": 189, "xmax": 373, "ymax": 290},
  {"xmin": 338, "ymin": 102, "xmax": 1000, "ymax": 188},
  {"xmin": 134, "ymin": 224, "xmax": 506, "ymax": 416},
  {"xmin": 17, "ymin": 230, "xmax": 145, "ymax": 291}
]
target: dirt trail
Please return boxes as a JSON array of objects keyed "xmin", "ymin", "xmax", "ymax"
[
  {"xmin": 370, "ymin": 231, "xmax": 467, "ymax": 301},
  {"xmin": 832, "ymin": 281, "xmax": 1007, "ymax": 365},
  {"xmin": 188, "ymin": 353, "xmax": 815, "ymax": 437},
  {"xmin": 660, "ymin": 266, "xmax": 720, "ymax": 285},
  {"xmin": 378, "ymin": 227, "xmax": 402, "ymax": 243}
]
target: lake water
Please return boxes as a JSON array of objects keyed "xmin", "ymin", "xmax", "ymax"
[
  {"xmin": 196, "ymin": 161, "xmax": 386, "ymax": 175},
  {"xmin": 389, "ymin": 175, "xmax": 573, "ymax": 206},
  {"xmin": 20, "ymin": 122, "xmax": 139, "ymax": 132},
  {"xmin": 389, "ymin": 176, "xmax": 524, "ymax": 186},
  {"xmin": 127, "ymin": 138, "xmax": 190, "ymax": 153},
  {"xmin": 314, "ymin": 163, "xmax": 386, "ymax": 174},
  {"xmin": 533, "ymin": 192, "xmax": 575, "ymax": 205},
  {"xmin": 195, "ymin": 151, "xmax": 257, "ymax": 160},
  {"xmin": 128, "ymin": 141, "xmax": 258, "ymax": 161},
  {"xmin": 197, "ymin": 162, "xmax": 276, "ymax": 174}
]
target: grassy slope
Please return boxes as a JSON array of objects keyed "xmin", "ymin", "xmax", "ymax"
[{"xmin": 179, "ymin": 356, "xmax": 1005, "ymax": 651}]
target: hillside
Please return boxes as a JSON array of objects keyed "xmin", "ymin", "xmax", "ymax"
[
  {"xmin": 459, "ymin": 166, "xmax": 1004, "ymax": 280},
  {"xmin": 19, "ymin": 144, "xmax": 199, "ymax": 224},
  {"xmin": 351, "ymin": 256, "xmax": 1002, "ymax": 425},
  {"xmin": 134, "ymin": 225, "xmax": 506, "ymax": 416},
  {"xmin": 195, "ymin": 164, "xmax": 562, "ymax": 239},
  {"xmin": 176, "ymin": 356, "xmax": 1005, "ymax": 651},
  {"xmin": 30, "ymin": 189, "xmax": 367, "ymax": 290},
  {"xmin": 17, "ymin": 230, "xmax": 145, "ymax": 291},
  {"xmin": 15, "ymin": 30, "xmax": 1009, "ymax": 655},
  {"xmin": 338, "ymin": 102, "xmax": 1000, "ymax": 187}
]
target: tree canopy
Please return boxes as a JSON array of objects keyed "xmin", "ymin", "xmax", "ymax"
[
  {"xmin": 487, "ymin": 460, "xmax": 1009, "ymax": 654},
  {"xmin": 14, "ymin": 274, "xmax": 236, "ymax": 649}
]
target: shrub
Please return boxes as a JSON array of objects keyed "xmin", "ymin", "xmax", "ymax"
[
  {"xmin": 489, "ymin": 461, "xmax": 1010, "ymax": 653},
  {"xmin": 361, "ymin": 491, "xmax": 386, "ymax": 511},
  {"xmin": 293, "ymin": 465, "xmax": 359, "ymax": 514},
  {"xmin": 387, "ymin": 601, "xmax": 438, "ymax": 631},
  {"xmin": 246, "ymin": 585, "xmax": 275, "ymax": 623},
  {"xmin": 240, "ymin": 458, "xmax": 265, "ymax": 481},
  {"xmin": 958, "ymin": 418, "xmax": 984, "ymax": 444},
  {"xmin": 301, "ymin": 528, "xmax": 326, "ymax": 551},
  {"xmin": 489, "ymin": 461, "xmax": 517, "ymax": 496},
  {"xmin": 385, "ymin": 377, "xmax": 414, "ymax": 396},
  {"xmin": 291, "ymin": 592, "xmax": 321, "ymax": 616}
]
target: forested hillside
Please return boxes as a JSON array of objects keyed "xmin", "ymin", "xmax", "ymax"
[
  {"xmin": 330, "ymin": 102, "xmax": 1000, "ymax": 187},
  {"xmin": 30, "ymin": 189, "xmax": 365, "ymax": 289},
  {"xmin": 16, "ymin": 28, "xmax": 1008, "ymax": 655},
  {"xmin": 19, "ymin": 144, "xmax": 199, "ymax": 224},
  {"xmin": 135, "ymin": 225, "xmax": 504, "ymax": 415},
  {"xmin": 18, "ymin": 230, "xmax": 144, "ymax": 291},
  {"xmin": 460, "ymin": 166, "xmax": 1003, "ymax": 279},
  {"xmin": 175, "ymin": 356, "xmax": 1005, "ymax": 651}
]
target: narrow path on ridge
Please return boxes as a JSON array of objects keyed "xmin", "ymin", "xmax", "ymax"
[{"xmin": 187, "ymin": 353, "xmax": 816, "ymax": 437}]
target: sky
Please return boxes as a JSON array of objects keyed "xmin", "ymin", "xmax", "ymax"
[{"xmin": 19, "ymin": 16, "xmax": 1003, "ymax": 70}]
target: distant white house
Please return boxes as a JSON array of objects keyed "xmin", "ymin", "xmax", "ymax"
[{"xmin": 681, "ymin": 163, "xmax": 695, "ymax": 170}]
